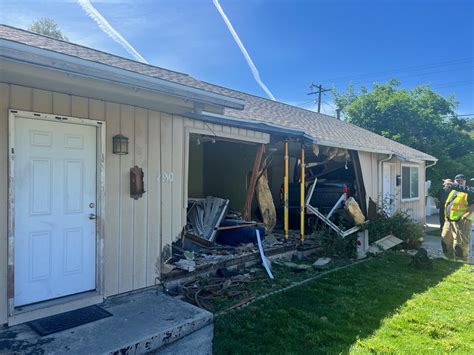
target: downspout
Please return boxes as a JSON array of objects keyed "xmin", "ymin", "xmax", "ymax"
[
  {"xmin": 423, "ymin": 160, "xmax": 437, "ymax": 225},
  {"xmin": 283, "ymin": 139, "xmax": 289, "ymax": 241},
  {"xmin": 378, "ymin": 153, "xmax": 393, "ymax": 203},
  {"xmin": 425, "ymin": 159, "xmax": 438, "ymax": 196}
]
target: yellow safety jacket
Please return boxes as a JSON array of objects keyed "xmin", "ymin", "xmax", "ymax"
[{"xmin": 445, "ymin": 190, "xmax": 472, "ymax": 221}]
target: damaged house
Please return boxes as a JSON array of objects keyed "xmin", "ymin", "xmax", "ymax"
[{"xmin": 0, "ymin": 25, "xmax": 437, "ymax": 326}]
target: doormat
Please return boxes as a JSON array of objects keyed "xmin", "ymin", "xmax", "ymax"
[{"xmin": 28, "ymin": 305, "xmax": 112, "ymax": 336}]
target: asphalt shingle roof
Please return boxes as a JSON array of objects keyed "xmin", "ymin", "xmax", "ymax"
[{"xmin": 0, "ymin": 24, "xmax": 436, "ymax": 161}]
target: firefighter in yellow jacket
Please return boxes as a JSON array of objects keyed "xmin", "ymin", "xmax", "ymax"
[{"xmin": 441, "ymin": 174, "xmax": 474, "ymax": 261}]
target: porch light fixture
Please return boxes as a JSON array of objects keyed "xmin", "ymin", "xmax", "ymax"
[{"xmin": 113, "ymin": 134, "xmax": 129, "ymax": 155}]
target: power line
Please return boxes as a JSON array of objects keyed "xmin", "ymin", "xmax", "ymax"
[
  {"xmin": 322, "ymin": 99, "xmax": 337, "ymax": 110},
  {"xmin": 292, "ymin": 100, "xmax": 316, "ymax": 107},
  {"xmin": 285, "ymin": 79, "xmax": 473, "ymax": 104},
  {"xmin": 287, "ymin": 78, "xmax": 473, "ymax": 112},
  {"xmin": 321, "ymin": 57, "xmax": 473, "ymax": 84},
  {"xmin": 334, "ymin": 66, "xmax": 472, "ymax": 88},
  {"xmin": 431, "ymin": 80, "xmax": 474, "ymax": 89}
]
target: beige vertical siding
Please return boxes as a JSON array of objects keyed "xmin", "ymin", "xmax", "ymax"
[
  {"xmin": 146, "ymin": 111, "xmax": 161, "ymax": 286},
  {"xmin": 104, "ymin": 102, "xmax": 121, "ymax": 296},
  {"xmin": 160, "ymin": 113, "xmax": 173, "ymax": 261},
  {"xmin": 0, "ymin": 83, "xmax": 10, "ymax": 324},
  {"xmin": 0, "ymin": 83, "xmax": 269, "ymax": 323},
  {"xmin": 133, "ymin": 107, "xmax": 148, "ymax": 290},
  {"xmin": 398, "ymin": 160, "xmax": 426, "ymax": 223},
  {"xmin": 359, "ymin": 152, "xmax": 426, "ymax": 223}
]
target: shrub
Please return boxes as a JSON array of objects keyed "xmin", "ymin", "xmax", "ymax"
[
  {"xmin": 365, "ymin": 209, "xmax": 424, "ymax": 248},
  {"xmin": 312, "ymin": 226, "xmax": 357, "ymax": 259}
]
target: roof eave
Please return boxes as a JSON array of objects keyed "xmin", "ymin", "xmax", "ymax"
[
  {"xmin": 188, "ymin": 112, "xmax": 439, "ymax": 162},
  {"xmin": 185, "ymin": 111, "xmax": 395, "ymax": 154},
  {"xmin": 0, "ymin": 39, "xmax": 246, "ymax": 111}
]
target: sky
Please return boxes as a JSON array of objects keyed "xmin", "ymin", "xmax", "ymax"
[{"xmin": 1, "ymin": 0, "xmax": 473, "ymax": 116}]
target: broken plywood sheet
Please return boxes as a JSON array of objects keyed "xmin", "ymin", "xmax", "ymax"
[
  {"xmin": 187, "ymin": 197, "xmax": 229, "ymax": 242},
  {"xmin": 368, "ymin": 234, "xmax": 403, "ymax": 254}
]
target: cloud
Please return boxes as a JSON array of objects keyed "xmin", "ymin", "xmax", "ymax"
[
  {"xmin": 212, "ymin": 0, "xmax": 276, "ymax": 101},
  {"xmin": 76, "ymin": 0, "xmax": 148, "ymax": 63}
]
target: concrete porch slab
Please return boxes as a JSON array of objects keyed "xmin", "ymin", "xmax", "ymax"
[{"xmin": 0, "ymin": 290, "xmax": 213, "ymax": 354}]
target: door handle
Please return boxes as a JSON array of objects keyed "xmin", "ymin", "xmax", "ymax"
[{"xmin": 89, "ymin": 214, "xmax": 97, "ymax": 220}]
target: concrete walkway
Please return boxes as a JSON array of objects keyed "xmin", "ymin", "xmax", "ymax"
[
  {"xmin": 423, "ymin": 214, "xmax": 443, "ymax": 258},
  {"xmin": 0, "ymin": 290, "xmax": 213, "ymax": 354}
]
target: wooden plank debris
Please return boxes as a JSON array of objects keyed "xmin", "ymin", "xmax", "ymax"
[{"xmin": 242, "ymin": 144, "xmax": 265, "ymax": 221}]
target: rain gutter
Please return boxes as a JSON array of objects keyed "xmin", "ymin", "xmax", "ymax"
[
  {"xmin": 185, "ymin": 111, "xmax": 393, "ymax": 155},
  {"xmin": 0, "ymin": 39, "xmax": 245, "ymax": 110}
]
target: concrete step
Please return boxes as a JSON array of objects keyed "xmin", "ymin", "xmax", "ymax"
[{"xmin": 0, "ymin": 290, "xmax": 213, "ymax": 354}]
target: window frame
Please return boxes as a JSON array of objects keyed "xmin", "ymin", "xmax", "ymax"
[{"xmin": 401, "ymin": 163, "xmax": 420, "ymax": 201}]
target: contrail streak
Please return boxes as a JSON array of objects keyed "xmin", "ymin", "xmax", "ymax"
[
  {"xmin": 77, "ymin": 0, "xmax": 148, "ymax": 63},
  {"xmin": 212, "ymin": 0, "xmax": 276, "ymax": 100}
]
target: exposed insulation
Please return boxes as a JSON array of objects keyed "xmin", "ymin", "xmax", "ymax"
[
  {"xmin": 345, "ymin": 197, "xmax": 366, "ymax": 225},
  {"xmin": 256, "ymin": 173, "xmax": 276, "ymax": 233}
]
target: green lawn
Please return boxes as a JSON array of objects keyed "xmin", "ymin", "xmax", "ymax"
[
  {"xmin": 425, "ymin": 228, "xmax": 442, "ymax": 237},
  {"xmin": 214, "ymin": 254, "xmax": 473, "ymax": 354}
]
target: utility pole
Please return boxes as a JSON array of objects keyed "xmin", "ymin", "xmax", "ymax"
[{"xmin": 308, "ymin": 83, "xmax": 331, "ymax": 113}]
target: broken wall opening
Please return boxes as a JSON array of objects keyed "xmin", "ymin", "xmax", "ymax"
[
  {"xmin": 185, "ymin": 133, "xmax": 268, "ymax": 247},
  {"xmin": 168, "ymin": 132, "xmax": 368, "ymax": 279},
  {"xmin": 265, "ymin": 140, "xmax": 366, "ymax": 235},
  {"xmin": 185, "ymin": 131, "xmax": 367, "ymax": 247},
  {"xmin": 188, "ymin": 133, "xmax": 259, "ymax": 211}
]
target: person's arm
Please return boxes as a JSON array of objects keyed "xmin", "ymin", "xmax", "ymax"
[
  {"xmin": 461, "ymin": 205, "xmax": 474, "ymax": 220},
  {"xmin": 462, "ymin": 193, "xmax": 474, "ymax": 219}
]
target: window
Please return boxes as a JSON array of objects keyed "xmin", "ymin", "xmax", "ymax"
[{"xmin": 402, "ymin": 165, "xmax": 419, "ymax": 200}]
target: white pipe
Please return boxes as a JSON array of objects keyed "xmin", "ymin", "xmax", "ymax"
[
  {"xmin": 256, "ymin": 230, "xmax": 274, "ymax": 279},
  {"xmin": 306, "ymin": 178, "xmax": 318, "ymax": 205},
  {"xmin": 327, "ymin": 193, "xmax": 346, "ymax": 220},
  {"xmin": 378, "ymin": 153, "xmax": 393, "ymax": 202},
  {"xmin": 378, "ymin": 153, "xmax": 394, "ymax": 164}
]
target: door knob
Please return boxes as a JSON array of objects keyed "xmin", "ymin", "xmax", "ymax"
[{"xmin": 89, "ymin": 214, "xmax": 97, "ymax": 220}]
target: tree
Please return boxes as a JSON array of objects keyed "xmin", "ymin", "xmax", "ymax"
[
  {"xmin": 333, "ymin": 79, "xmax": 474, "ymax": 193},
  {"xmin": 28, "ymin": 18, "xmax": 68, "ymax": 41}
]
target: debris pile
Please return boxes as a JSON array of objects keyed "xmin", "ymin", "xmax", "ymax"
[{"xmin": 181, "ymin": 272, "xmax": 255, "ymax": 312}]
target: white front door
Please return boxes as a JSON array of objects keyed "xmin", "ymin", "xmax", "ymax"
[
  {"xmin": 382, "ymin": 163, "xmax": 395, "ymax": 216},
  {"xmin": 14, "ymin": 117, "xmax": 97, "ymax": 306}
]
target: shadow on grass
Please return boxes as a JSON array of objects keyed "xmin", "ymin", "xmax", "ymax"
[{"xmin": 213, "ymin": 253, "xmax": 463, "ymax": 354}]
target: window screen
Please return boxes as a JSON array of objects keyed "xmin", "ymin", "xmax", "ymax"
[
  {"xmin": 402, "ymin": 166, "xmax": 411, "ymax": 199},
  {"xmin": 402, "ymin": 166, "xmax": 419, "ymax": 199}
]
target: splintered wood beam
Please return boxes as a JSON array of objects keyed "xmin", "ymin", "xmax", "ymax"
[{"xmin": 242, "ymin": 143, "xmax": 265, "ymax": 221}]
